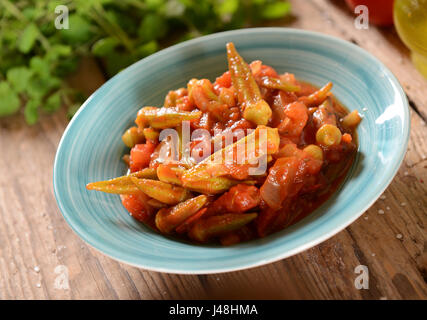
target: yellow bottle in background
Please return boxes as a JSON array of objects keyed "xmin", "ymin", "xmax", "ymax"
[{"xmin": 394, "ymin": 0, "xmax": 427, "ymax": 78}]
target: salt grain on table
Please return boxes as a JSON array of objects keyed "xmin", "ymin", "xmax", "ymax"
[
  {"xmin": 400, "ymin": 202, "xmax": 406, "ymax": 207},
  {"xmin": 34, "ymin": 266, "xmax": 40, "ymax": 273},
  {"xmin": 396, "ymin": 234, "xmax": 403, "ymax": 239},
  {"xmin": 380, "ymin": 195, "xmax": 386, "ymax": 200},
  {"xmin": 378, "ymin": 209, "xmax": 384, "ymax": 214}
]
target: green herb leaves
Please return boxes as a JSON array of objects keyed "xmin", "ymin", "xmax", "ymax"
[
  {"xmin": 7, "ymin": 67, "xmax": 34, "ymax": 93},
  {"xmin": 0, "ymin": 82, "xmax": 21, "ymax": 117},
  {"xmin": 18, "ymin": 23, "xmax": 39, "ymax": 53},
  {"xmin": 0, "ymin": 0, "xmax": 291, "ymax": 124}
]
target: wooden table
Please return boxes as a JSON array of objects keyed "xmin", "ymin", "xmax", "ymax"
[{"xmin": 0, "ymin": 0, "xmax": 425, "ymax": 300}]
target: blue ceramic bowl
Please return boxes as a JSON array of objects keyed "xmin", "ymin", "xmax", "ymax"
[{"xmin": 53, "ymin": 28, "xmax": 410, "ymax": 274}]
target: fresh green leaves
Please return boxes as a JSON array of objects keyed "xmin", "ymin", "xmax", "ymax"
[
  {"xmin": 61, "ymin": 14, "xmax": 93, "ymax": 43},
  {"xmin": 24, "ymin": 99, "xmax": 40, "ymax": 125},
  {"xmin": 7, "ymin": 67, "xmax": 33, "ymax": 93},
  {"xmin": 44, "ymin": 91, "xmax": 62, "ymax": 113},
  {"xmin": 137, "ymin": 41, "xmax": 158, "ymax": 57},
  {"xmin": 138, "ymin": 14, "xmax": 168, "ymax": 42},
  {"xmin": 92, "ymin": 37, "xmax": 119, "ymax": 56},
  {"xmin": 18, "ymin": 24, "xmax": 39, "ymax": 53},
  {"xmin": 216, "ymin": 0, "xmax": 239, "ymax": 16},
  {"xmin": 261, "ymin": 1, "xmax": 292, "ymax": 19},
  {"xmin": 30, "ymin": 57, "xmax": 50, "ymax": 77},
  {"xmin": 0, "ymin": 82, "xmax": 21, "ymax": 117},
  {"xmin": 0, "ymin": 0, "xmax": 291, "ymax": 124}
]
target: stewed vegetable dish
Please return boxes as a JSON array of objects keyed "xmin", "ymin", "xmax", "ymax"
[{"xmin": 87, "ymin": 43, "xmax": 362, "ymax": 245}]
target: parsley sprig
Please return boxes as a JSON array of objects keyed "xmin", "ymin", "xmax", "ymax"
[{"xmin": 0, "ymin": 0, "xmax": 291, "ymax": 124}]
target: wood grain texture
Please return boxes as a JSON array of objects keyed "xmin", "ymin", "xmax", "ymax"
[{"xmin": 0, "ymin": 0, "xmax": 425, "ymax": 300}]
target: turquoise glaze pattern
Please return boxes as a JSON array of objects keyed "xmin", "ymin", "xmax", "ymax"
[{"xmin": 53, "ymin": 28, "xmax": 410, "ymax": 274}]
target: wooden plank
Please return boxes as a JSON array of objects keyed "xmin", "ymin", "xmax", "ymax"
[
  {"xmin": 304, "ymin": 0, "xmax": 427, "ymax": 120},
  {"xmin": 0, "ymin": 0, "xmax": 426, "ymax": 300}
]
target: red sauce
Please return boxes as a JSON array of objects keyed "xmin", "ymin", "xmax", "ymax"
[{"xmin": 88, "ymin": 45, "xmax": 361, "ymax": 245}]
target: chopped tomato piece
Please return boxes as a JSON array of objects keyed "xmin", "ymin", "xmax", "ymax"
[
  {"xmin": 260, "ymin": 148, "xmax": 322, "ymax": 210},
  {"xmin": 209, "ymin": 184, "xmax": 261, "ymax": 214},
  {"xmin": 250, "ymin": 61, "xmax": 279, "ymax": 79},
  {"xmin": 130, "ymin": 141, "xmax": 156, "ymax": 172},
  {"xmin": 121, "ymin": 193, "xmax": 152, "ymax": 222},
  {"xmin": 214, "ymin": 71, "xmax": 232, "ymax": 88},
  {"xmin": 342, "ymin": 133, "xmax": 352, "ymax": 144},
  {"xmin": 277, "ymin": 101, "xmax": 308, "ymax": 142},
  {"xmin": 257, "ymin": 65, "xmax": 279, "ymax": 78}
]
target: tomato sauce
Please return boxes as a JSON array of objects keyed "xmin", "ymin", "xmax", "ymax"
[{"xmin": 87, "ymin": 43, "xmax": 361, "ymax": 245}]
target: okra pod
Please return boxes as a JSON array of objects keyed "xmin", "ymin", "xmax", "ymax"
[
  {"xmin": 189, "ymin": 79, "xmax": 230, "ymax": 121},
  {"xmin": 341, "ymin": 110, "xmax": 361, "ymax": 129},
  {"xmin": 181, "ymin": 175, "xmax": 241, "ymax": 195},
  {"xmin": 175, "ymin": 208, "xmax": 208, "ymax": 234},
  {"xmin": 122, "ymin": 126, "xmax": 144, "ymax": 148},
  {"xmin": 181, "ymin": 125, "xmax": 280, "ymax": 190},
  {"xmin": 135, "ymin": 107, "xmax": 202, "ymax": 129},
  {"xmin": 147, "ymin": 198, "xmax": 168, "ymax": 209},
  {"xmin": 226, "ymin": 42, "xmax": 272, "ymax": 125},
  {"xmin": 86, "ymin": 168, "xmax": 157, "ymax": 194},
  {"xmin": 130, "ymin": 178, "xmax": 192, "ymax": 205},
  {"xmin": 303, "ymin": 144, "xmax": 324, "ymax": 161},
  {"xmin": 298, "ymin": 82, "xmax": 333, "ymax": 107},
  {"xmin": 143, "ymin": 127, "xmax": 159, "ymax": 141},
  {"xmin": 259, "ymin": 76, "xmax": 301, "ymax": 92},
  {"xmin": 312, "ymin": 98, "xmax": 337, "ymax": 128},
  {"xmin": 156, "ymin": 164, "xmax": 185, "ymax": 186},
  {"xmin": 316, "ymin": 124, "xmax": 342, "ymax": 147},
  {"xmin": 155, "ymin": 195, "xmax": 208, "ymax": 234},
  {"xmin": 189, "ymin": 213, "xmax": 257, "ymax": 242},
  {"xmin": 164, "ymin": 88, "xmax": 188, "ymax": 108}
]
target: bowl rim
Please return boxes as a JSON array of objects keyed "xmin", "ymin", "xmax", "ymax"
[{"xmin": 53, "ymin": 27, "xmax": 410, "ymax": 274}]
